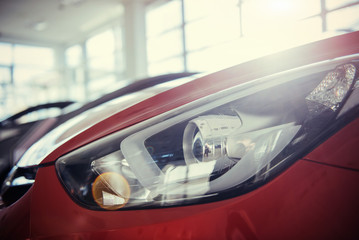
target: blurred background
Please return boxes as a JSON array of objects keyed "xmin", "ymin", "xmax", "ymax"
[{"xmin": 1, "ymin": 0, "xmax": 358, "ymax": 119}]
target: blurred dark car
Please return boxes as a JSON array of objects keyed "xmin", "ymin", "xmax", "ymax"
[
  {"xmin": 1, "ymin": 32, "xmax": 359, "ymax": 240},
  {"xmin": 0, "ymin": 101, "xmax": 74, "ymax": 184},
  {"xmin": 0, "ymin": 72, "xmax": 196, "ymax": 185}
]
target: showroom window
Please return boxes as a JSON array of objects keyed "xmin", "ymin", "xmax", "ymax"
[
  {"xmin": 327, "ymin": 3, "xmax": 359, "ymax": 32},
  {"xmin": 241, "ymin": 0, "xmax": 321, "ymax": 37},
  {"xmin": 0, "ymin": 43, "xmax": 58, "ymax": 119},
  {"xmin": 0, "ymin": 66, "xmax": 11, "ymax": 118},
  {"xmin": 184, "ymin": 0, "xmax": 241, "ymax": 71},
  {"xmin": 146, "ymin": 0, "xmax": 359, "ymax": 74},
  {"xmin": 326, "ymin": 0, "xmax": 359, "ymax": 10},
  {"xmin": 13, "ymin": 45, "xmax": 55, "ymax": 86},
  {"xmin": 65, "ymin": 45, "xmax": 86, "ymax": 101},
  {"xmin": 146, "ymin": 0, "xmax": 185, "ymax": 75},
  {"xmin": 65, "ymin": 25, "xmax": 126, "ymax": 101},
  {"xmin": 65, "ymin": 45, "xmax": 82, "ymax": 69}
]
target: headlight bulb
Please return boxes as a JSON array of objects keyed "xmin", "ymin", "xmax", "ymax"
[
  {"xmin": 183, "ymin": 115, "xmax": 243, "ymax": 171},
  {"xmin": 91, "ymin": 172, "xmax": 131, "ymax": 210}
]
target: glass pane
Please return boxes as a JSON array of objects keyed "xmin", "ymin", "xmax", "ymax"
[
  {"xmin": 13, "ymin": 45, "xmax": 54, "ymax": 67},
  {"xmin": 88, "ymin": 74, "xmax": 117, "ymax": 99},
  {"xmin": 115, "ymin": 50, "xmax": 125, "ymax": 73},
  {"xmin": 88, "ymin": 55, "xmax": 115, "ymax": 71},
  {"xmin": 70, "ymin": 68, "xmax": 85, "ymax": 84},
  {"xmin": 0, "ymin": 67, "xmax": 11, "ymax": 84},
  {"xmin": 66, "ymin": 45, "xmax": 82, "ymax": 67},
  {"xmin": 242, "ymin": 0, "xmax": 321, "ymax": 37},
  {"xmin": 184, "ymin": 0, "xmax": 239, "ymax": 22},
  {"xmin": 146, "ymin": 0, "xmax": 182, "ymax": 37},
  {"xmin": 327, "ymin": 5, "xmax": 359, "ymax": 32},
  {"xmin": 186, "ymin": 44, "xmax": 241, "ymax": 72},
  {"xmin": 294, "ymin": 17, "xmax": 323, "ymax": 42},
  {"xmin": 185, "ymin": 18, "xmax": 213, "ymax": 51},
  {"xmin": 0, "ymin": 42, "xmax": 12, "ymax": 65},
  {"xmin": 69, "ymin": 83, "xmax": 86, "ymax": 102},
  {"xmin": 87, "ymin": 30, "xmax": 116, "ymax": 58},
  {"xmin": 326, "ymin": 0, "xmax": 359, "ymax": 10},
  {"xmin": 113, "ymin": 26, "xmax": 123, "ymax": 50},
  {"xmin": 13, "ymin": 67, "xmax": 48, "ymax": 85},
  {"xmin": 187, "ymin": 49, "xmax": 215, "ymax": 72},
  {"xmin": 187, "ymin": 18, "xmax": 322, "ymax": 73},
  {"xmin": 148, "ymin": 57, "xmax": 184, "ymax": 76},
  {"xmin": 184, "ymin": 0, "xmax": 215, "ymax": 22},
  {"xmin": 185, "ymin": 13, "xmax": 240, "ymax": 51},
  {"xmin": 297, "ymin": 0, "xmax": 321, "ymax": 17},
  {"xmin": 147, "ymin": 29, "xmax": 183, "ymax": 62}
]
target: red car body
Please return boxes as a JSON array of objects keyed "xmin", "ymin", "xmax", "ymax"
[{"xmin": 1, "ymin": 32, "xmax": 359, "ymax": 240}]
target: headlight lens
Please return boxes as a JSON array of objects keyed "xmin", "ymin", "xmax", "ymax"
[{"xmin": 56, "ymin": 59, "xmax": 358, "ymax": 210}]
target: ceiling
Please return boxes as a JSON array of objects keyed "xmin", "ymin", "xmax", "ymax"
[{"xmin": 0, "ymin": 0, "xmax": 142, "ymax": 47}]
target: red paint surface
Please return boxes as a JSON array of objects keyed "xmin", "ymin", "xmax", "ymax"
[
  {"xmin": 29, "ymin": 160, "xmax": 359, "ymax": 239},
  {"xmin": 305, "ymin": 118, "xmax": 359, "ymax": 170},
  {"xmin": 0, "ymin": 187, "xmax": 32, "ymax": 239}
]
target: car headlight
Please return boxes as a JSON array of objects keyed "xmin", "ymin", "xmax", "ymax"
[{"xmin": 56, "ymin": 58, "xmax": 358, "ymax": 210}]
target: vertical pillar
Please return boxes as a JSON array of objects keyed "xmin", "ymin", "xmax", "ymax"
[
  {"xmin": 123, "ymin": 0, "xmax": 148, "ymax": 80},
  {"xmin": 180, "ymin": 0, "xmax": 188, "ymax": 71},
  {"xmin": 238, "ymin": 0, "xmax": 244, "ymax": 37},
  {"xmin": 54, "ymin": 46, "xmax": 68, "ymax": 100},
  {"xmin": 81, "ymin": 43, "xmax": 90, "ymax": 101},
  {"xmin": 320, "ymin": 0, "xmax": 327, "ymax": 32}
]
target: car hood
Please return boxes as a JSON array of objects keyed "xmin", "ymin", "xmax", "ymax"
[{"xmin": 17, "ymin": 76, "xmax": 197, "ymax": 167}]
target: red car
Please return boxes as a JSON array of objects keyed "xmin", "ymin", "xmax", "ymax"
[{"xmin": 1, "ymin": 32, "xmax": 359, "ymax": 240}]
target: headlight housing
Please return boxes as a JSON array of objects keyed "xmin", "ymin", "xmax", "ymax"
[{"xmin": 56, "ymin": 57, "xmax": 358, "ymax": 210}]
